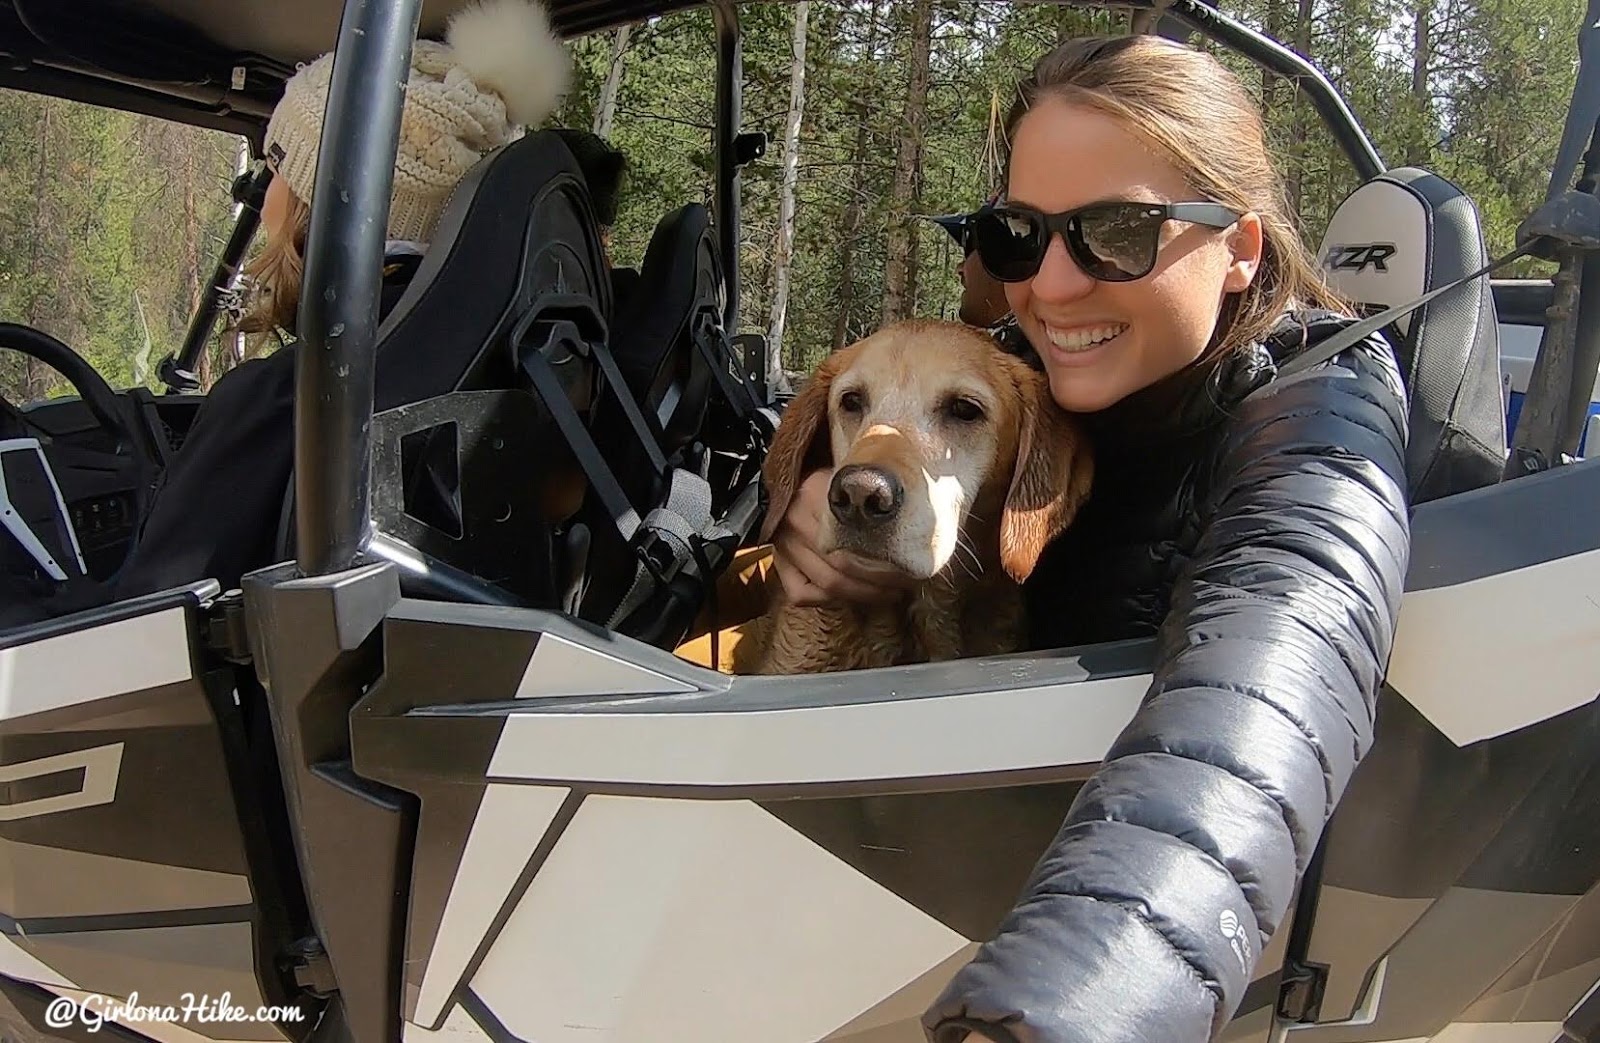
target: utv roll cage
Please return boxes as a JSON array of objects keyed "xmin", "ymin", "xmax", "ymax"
[
  {"xmin": 0, "ymin": 0, "xmax": 1593, "ymax": 580},
  {"xmin": 2, "ymin": 1, "xmax": 1599, "ymax": 1042},
  {"xmin": 132, "ymin": 0, "xmax": 1588, "ymax": 586}
]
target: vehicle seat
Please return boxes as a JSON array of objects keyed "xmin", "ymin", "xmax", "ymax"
[
  {"xmin": 285, "ymin": 136, "xmax": 765, "ymax": 648},
  {"xmin": 576, "ymin": 204, "xmax": 774, "ymax": 646},
  {"xmin": 109, "ymin": 130, "xmax": 759, "ymax": 649},
  {"xmin": 606, "ymin": 204, "xmax": 769, "ymax": 501},
  {"xmin": 268, "ymin": 129, "xmax": 619, "ymax": 609},
  {"xmin": 1317, "ymin": 166, "xmax": 1508, "ymax": 503},
  {"xmin": 613, "ymin": 204, "xmax": 749, "ymax": 454}
]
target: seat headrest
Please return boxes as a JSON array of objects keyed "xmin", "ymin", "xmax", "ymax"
[
  {"xmin": 1318, "ymin": 170, "xmax": 1446, "ymax": 339},
  {"xmin": 372, "ymin": 129, "xmax": 612, "ymax": 409},
  {"xmin": 1318, "ymin": 166, "xmax": 1507, "ymax": 501},
  {"xmin": 610, "ymin": 204, "xmax": 721, "ymax": 427}
]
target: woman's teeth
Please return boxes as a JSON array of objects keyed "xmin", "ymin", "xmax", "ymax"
[{"xmin": 1046, "ymin": 323, "xmax": 1127, "ymax": 352}]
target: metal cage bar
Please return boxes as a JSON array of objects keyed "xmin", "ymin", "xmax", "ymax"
[
  {"xmin": 166, "ymin": 166, "xmax": 273, "ymax": 391},
  {"xmin": 711, "ymin": 0, "xmax": 743, "ymax": 331},
  {"xmin": 292, "ymin": 0, "xmax": 424, "ymax": 578},
  {"xmin": 1167, "ymin": 0, "xmax": 1386, "ymax": 181}
]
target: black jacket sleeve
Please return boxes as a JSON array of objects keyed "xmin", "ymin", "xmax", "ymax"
[
  {"xmin": 922, "ymin": 333, "xmax": 1411, "ymax": 1043},
  {"xmin": 111, "ymin": 348, "xmax": 298, "ymax": 600}
]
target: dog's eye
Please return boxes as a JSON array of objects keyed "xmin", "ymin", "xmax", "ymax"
[
  {"xmin": 946, "ymin": 396, "xmax": 985, "ymax": 423},
  {"xmin": 839, "ymin": 390, "xmax": 866, "ymax": 414}
]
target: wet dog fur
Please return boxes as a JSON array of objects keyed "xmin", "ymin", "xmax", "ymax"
[{"xmin": 731, "ymin": 320, "xmax": 1093, "ymax": 675}]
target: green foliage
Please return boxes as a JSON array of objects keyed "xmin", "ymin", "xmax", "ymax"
[
  {"xmin": 0, "ymin": 0, "xmax": 1583, "ymax": 403},
  {"xmin": 0, "ymin": 94, "xmax": 240, "ymax": 401}
]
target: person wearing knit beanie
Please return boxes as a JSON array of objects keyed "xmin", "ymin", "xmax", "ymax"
[
  {"xmin": 109, "ymin": 0, "xmax": 577, "ymax": 604},
  {"xmin": 266, "ymin": 0, "xmax": 571, "ymax": 246},
  {"xmin": 238, "ymin": 0, "xmax": 572, "ymax": 335}
]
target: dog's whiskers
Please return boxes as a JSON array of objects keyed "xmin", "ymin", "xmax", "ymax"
[{"xmin": 953, "ymin": 532, "xmax": 984, "ymax": 581}]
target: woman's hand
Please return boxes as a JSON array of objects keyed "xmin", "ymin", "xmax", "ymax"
[{"xmin": 770, "ymin": 468, "xmax": 918, "ymax": 607}]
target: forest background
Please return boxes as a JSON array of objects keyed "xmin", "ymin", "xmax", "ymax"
[{"xmin": 0, "ymin": 0, "xmax": 1580, "ymax": 402}]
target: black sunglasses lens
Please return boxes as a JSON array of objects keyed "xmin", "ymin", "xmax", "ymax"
[
  {"xmin": 1070, "ymin": 204, "xmax": 1164, "ymax": 281},
  {"xmin": 973, "ymin": 209, "xmax": 1046, "ymax": 282}
]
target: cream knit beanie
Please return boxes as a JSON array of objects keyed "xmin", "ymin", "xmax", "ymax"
[{"xmin": 264, "ymin": 0, "xmax": 571, "ymax": 245}]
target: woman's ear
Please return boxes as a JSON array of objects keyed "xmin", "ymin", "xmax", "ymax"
[
  {"xmin": 1222, "ymin": 211, "xmax": 1265, "ymax": 293},
  {"xmin": 758, "ymin": 352, "xmax": 844, "ymax": 543},
  {"xmin": 999, "ymin": 371, "xmax": 1094, "ymax": 582}
]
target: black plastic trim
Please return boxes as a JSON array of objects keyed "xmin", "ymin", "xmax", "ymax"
[
  {"xmin": 241, "ymin": 560, "xmax": 410, "ymax": 1043},
  {"xmin": 0, "ymin": 904, "xmax": 258, "ymax": 936},
  {"xmin": 0, "ymin": 582, "xmax": 214, "ymax": 649},
  {"xmin": 1494, "ymin": 280, "xmax": 1556, "ymax": 327}
]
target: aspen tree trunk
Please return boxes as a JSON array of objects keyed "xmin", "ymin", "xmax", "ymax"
[
  {"xmin": 1285, "ymin": 0, "xmax": 1315, "ymax": 215},
  {"xmin": 23, "ymin": 100, "xmax": 54, "ymax": 401},
  {"xmin": 881, "ymin": 0, "xmax": 934, "ymax": 325},
  {"xmin": 1261, "ymin": 0, "xmax": 1289, "ymax": 120},
  {"xmin": 1409, "ymin": 0, "xmax": 1432, "ymax": 166},
  {"xmin": 767, "ymin": 1, "xmax": 809, "ymax": 383},
  {"xmin": 832, "ymin": 0, "xmax": 882, "ymax": 351},
  {"xmin": 593, "ymin": 25, "xmax": 632, "ymax": 139}
]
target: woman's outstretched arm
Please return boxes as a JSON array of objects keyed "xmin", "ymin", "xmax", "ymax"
[{"xmin": 923, "ymin": 332, "xmax": 1411, "ymax": 1043}]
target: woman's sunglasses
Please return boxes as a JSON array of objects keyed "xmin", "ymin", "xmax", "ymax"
[{"xmin": 971, "ymin": 200, "xmax": 1242, "ymax": 284}]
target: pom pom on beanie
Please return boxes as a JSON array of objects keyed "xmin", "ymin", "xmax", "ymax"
[{"xmin": 263, "ymin": 0, "xmax": 571, "ymax": 245}]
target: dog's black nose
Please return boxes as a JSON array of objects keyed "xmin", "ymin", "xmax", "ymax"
[{"xmin": 829, "ymin": 465, "xmax": 904, "ymax": 524}]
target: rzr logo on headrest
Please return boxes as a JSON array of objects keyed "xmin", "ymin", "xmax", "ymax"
[{"xmin": 1326, "ymin": 243, "xmax": 1397, "ymax": 273}]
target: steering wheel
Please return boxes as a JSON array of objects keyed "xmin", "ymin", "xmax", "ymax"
[
  {"xmin": 0, "ymin": 321, "xmax": 160, "ymax": 525},
  {"xmin": 0, "ymin": 323, "xmax": 132, "ymax": 435}
]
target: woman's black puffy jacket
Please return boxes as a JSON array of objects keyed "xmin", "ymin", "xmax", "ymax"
[{"xmin": 923, "ymin": 310, "xmax": 1412, "ymax": 1043}]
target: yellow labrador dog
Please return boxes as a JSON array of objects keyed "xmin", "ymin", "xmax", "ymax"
[{"xmin": 732, "ymin": 320, "xmax": 1093, "ymax": 675}]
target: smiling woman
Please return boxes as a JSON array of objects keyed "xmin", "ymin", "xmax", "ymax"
[
  {"xmin": 913, "ymin": 35, "xmax": 1410, "ymax": 1043},
  {"xmin": 739, "ymin": 32, "xmax": 1412, "ymax": 1043},
  {"xmin": 977, "ymin": 37, "xmax": 1347, "ymax": 415},
  {"xmin": 976, "ymin": 187, "xmax": 1250, "ymax": 413}
]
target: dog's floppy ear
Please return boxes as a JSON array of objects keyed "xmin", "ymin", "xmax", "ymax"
[
  {"xmin": 758, "ymin": 351, "xmax": 845, "ymax": 543},
  {"xmin": 1000, "ymin": 371, "xmax": 1094, "ymax": 582}
]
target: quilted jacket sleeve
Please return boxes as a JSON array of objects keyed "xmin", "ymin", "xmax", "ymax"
[{"xmin": 922, "ymin": 333, "xmax": 1412, "ymax": 1043}]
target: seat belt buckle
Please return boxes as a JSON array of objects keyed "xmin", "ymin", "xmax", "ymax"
[{"xmin": 634, "ymin": 527, "xmax": 685, "ymax": 587}]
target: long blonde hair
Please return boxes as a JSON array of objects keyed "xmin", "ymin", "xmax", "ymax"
[
  {"xmin": 236, "ymin": 192, "xmax": 312, "ymax": 338},
  {"xmin": 1004, "ymin": 35, "xmax": 1347, "ymax": 356}
]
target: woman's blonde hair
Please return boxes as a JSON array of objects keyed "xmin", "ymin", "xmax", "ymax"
[
  {"xmin": 1004, "ymin": 34, "xmax": 1347, "ymax": 356},
  {"xmin": 235, "ymin": 193, "xmax": 312, "ymax": 338}
]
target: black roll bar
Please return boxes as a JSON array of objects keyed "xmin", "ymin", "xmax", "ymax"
[
  {"xmin": 711, "ymin": 0, "xmax": 743, "ymax": 331},
  {"xmin": 161, "ymin": 165, "xmax": 273, "ymax": 393},
  {"xmin": 1504, "ymin": 0, "xmax": 1600, "ymax": 476},
  {"xmin": 1549, "ymin": 0, "xmax": 1600, "ymax": 201},
  {"xmin": 293, "ymin": 0, "xmax": 424, "ymax": 578},
  {"xmin": 1167, "ymin": 0, "xmax": 1386, "ymax": 181}
]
